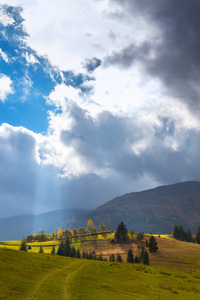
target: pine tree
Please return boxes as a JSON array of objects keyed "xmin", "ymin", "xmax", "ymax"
[
  {"xmin": 143, "ymin": 250, "xmax": 149, "ymax": 265},
  {"xmin": 51, "ymin": 245, "xmax": 56, "ymax": 255},
  {"xmin": 115, "ymin": 221, "xmax": 128, "ymax": 242},
  {"xmin": 57, "ymin": 241, "xmax": 64, "ymax": 256},
  {"xmin": 63, "ymin": 237, "xmax": 71, "ymax": 256},
  {"xmin": 19, "ymin": 239, "xmax": 27, "ymax": 252},
  {"xmin": 187, "ymin": 229, "xmax": 193, "ymax": 242},
  {"xmin": 76, "ymin": 248, "xmax": 81, "ymax": 258},
  {"xmin": 149, "ymin": 235, "xmax": 159, "ymax": 253},
  {"xmin": 127, "ymin": 249, "xmax": 134, "ymax": 263},
  {"xmin": 117, "ymin": 253, "xmax": 123, "ymax": 262},
  {"xmin": 82, "ymin": 250, "xmax": 86, "ymax": 258},
  {"xmin": 69, "ymin": 246, "xmax": 76, "ymax": 257},
  {"xmin": 110, "ymin": 254, "xmax": 115, "ymax": 262},
  {"xmin": 88, "ymin": 251, "xmax": 93, "ymax": 259},
  {"xmin": 141, "ymin": 245, "xmax": 145, "ymax": 259},
  {"xmin": 135, "ymin": 255, "xmax": 139, "ymax": 263},
  {"xmin": 39, "ymin": 246, "xmax": 44, "ymax": 253}
]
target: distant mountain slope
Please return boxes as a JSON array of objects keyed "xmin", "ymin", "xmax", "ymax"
[
  {"xmin": 1, "ymin": 181, "xmax": 200, "ymax": 240},
  {"xmin": 0, "ymin": 209, "xmax": 87, "ymax": 240},
  {"xmin": 85, "ymin": 181, "xmax": 200, "ymax": 234}
]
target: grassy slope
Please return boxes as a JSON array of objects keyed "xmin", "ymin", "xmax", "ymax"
[
  {"xmin": 0, "ymin": 247, "xmax": 200, "ymax": 300},
  {"xmin": 1, "ymin": 233, "xmax": 200, "ymax": 271},
  {"xmin": 1, "ymin": 234, "xmax": 200, "ymax": 299}
]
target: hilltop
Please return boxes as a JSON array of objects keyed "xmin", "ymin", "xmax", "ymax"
[{"xmin": 85, "ymin": 181, "xmax": 200, "ymax": 234}]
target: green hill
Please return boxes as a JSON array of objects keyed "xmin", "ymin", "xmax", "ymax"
[
  {"xmin": 1, "ymin": 235, "xmax": 200, "ymax": 299},
  {"xmin": 80, "ymin": 181, "xmax": 200, "ymax": 234}
]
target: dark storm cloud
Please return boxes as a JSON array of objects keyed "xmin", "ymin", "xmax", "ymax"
[
  {"xmin": 108, "ymin": 0, "xmax": 200, "ymax": 110},
  {"xmin": 60, "ymin": 101, "xmax": 200, "ymax": 189},
  {"xmin": 84, "ymin": 57, "xmax": 102, "ymax": 72},
  {"xmin": 104, "ymin": 42, "xmax": 150, "ymax": 69}
]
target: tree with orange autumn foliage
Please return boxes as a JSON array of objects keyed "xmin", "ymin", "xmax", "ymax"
[
  {"xmin": 87, "ymin": 219, "xmax": 94, "ymax": 232},
  {"xmin": 57, "ymin": 228, "xmax": 63, "ymax": 239}
]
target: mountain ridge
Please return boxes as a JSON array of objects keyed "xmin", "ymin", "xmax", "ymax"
[{"xmin": 0, "ymin": 181, "xmax": 200, "ymax": 239}]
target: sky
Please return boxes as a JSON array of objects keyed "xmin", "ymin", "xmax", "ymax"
[{"xmin": 0, "ymin": 0, "xmax": 200, "ymax": 217}]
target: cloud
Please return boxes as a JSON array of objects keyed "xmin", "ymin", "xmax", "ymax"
[
  {"xmin": 108, "ymin": 0, "xmax": 200, "ymax": 111},
  {"xmin": 0, "ymin": 74, "xmax": 13, "ymax": 101},
  {"xmin": 0, "ymin": 123, "xmax": 64, "ymax": 217},
  {"xmin": 104, "ymin": 42, "xmax": 150, "ymax": 69},
  {"xmin": 83, "ymin": 57, "xmax": 102, "ymax": 72},
  {"xmin": 0, "ymin": 4, "xmax": 14, "ymax": 26},
  {"xmin": 0, "ymin": 48, "xmax": 9, "ymax": 62},
  {"xmin": 1, "ymin": 1, "xmax": 200, "ymax": 218}
]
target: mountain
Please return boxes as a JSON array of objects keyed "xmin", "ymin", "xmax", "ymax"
[
  {"xmin": 1, "ymin": 181, "xmax": 200, "ymax": 240},
  {"xmin": 82, "ymin": 181, "xmax": 200, "ymax": 234},
  {"xmin": 0, "ymin": 209, "xmax": 87, "ymax": 240}
]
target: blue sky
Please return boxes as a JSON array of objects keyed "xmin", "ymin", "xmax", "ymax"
[{"xmin": 0, "ymin": 1, "xmax": 200, "ymax": 217}]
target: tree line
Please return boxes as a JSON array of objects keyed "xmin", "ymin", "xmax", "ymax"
[
  {"xmin": 20, "ymin": 220, "xmax": 159, "ymax": 266},
  {"xmin": 25, "ymin": 219, "xmax": 111, "ymax": 242},
  {"xmin": 173, "ymin": 225, "xmax": 200, "ymax": 243}
]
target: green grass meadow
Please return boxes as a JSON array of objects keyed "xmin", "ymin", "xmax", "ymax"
[
  {"xmin": 0, "ymin": 247, "xmax": 200, "ymax": 300},
  {"xmin": 1, "ymin": 234, "xmax": 200, "ymax": 299}
]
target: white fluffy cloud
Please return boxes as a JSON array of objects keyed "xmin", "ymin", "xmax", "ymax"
[
  {"xmin": 0, "ymin": 48, "xmax": 9, "ymax": 62},
  {"xmin": 0, "ymin": 74, "xmax": 13, "ymax": 102},
  {"xmin": 0, "ymin": 6, "xmax": 14, "ymax": 26}
]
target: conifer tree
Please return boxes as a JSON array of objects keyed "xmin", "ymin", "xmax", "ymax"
[
  {"xmin": 109, "ymin": 254, "xmax": 115, "ymax": 262},
  {"xmin": 57, "ymin": 241, "xmax": 64, "ymax": 256},
  {"xmin": 39, "ymin": 246, "xmax": 44, "ymax": 253},
  {"xmin": 140, "ymin": 244, "xmax": 145, "ymax": 259},
  {"xmin": 51, "ymin": 245, "xmax": 56, "ymax": 255},
  {"xmin": 117, "ymin": 253, "xmax": 123, "ymax": 262},
  {"xmin": 76, "ymin": 248, "xmax": 81, "ymax": 258},
  {"xmin": 148, "ymin": 235, "xmax": 159, "ymax": 253},
  {"xmin": 127, "ymin": 249, "xmax": 134, "ymax": 263},
  {"xmin": 135, "ymin": 255, "xmax": 139, "ymax": 263},
  {"xmin": 82, "ymin": 250, "xmax": 86, "ymax": 258},
  {"xmin": 63, "ymin": 237, "xmax": 71, "ymax": 256},
  {"xmin": 115, "ymin": 221, "xmax": 128, "ymax": 242},
  {"xmin": 69, "ymin": 246, "xmax": 76, "ymax": 257},
  {"xmin": 19, "ymin": 239, "xmax": 27, "ymax": 252},
  {"xmin": 143, "ymin": 250, "xmax": 149, "ymax": 265}
]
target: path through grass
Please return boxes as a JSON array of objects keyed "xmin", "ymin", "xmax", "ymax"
[{"xmin": 1, "ymin": 248, "xmax": 200, "ymax": 299}]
